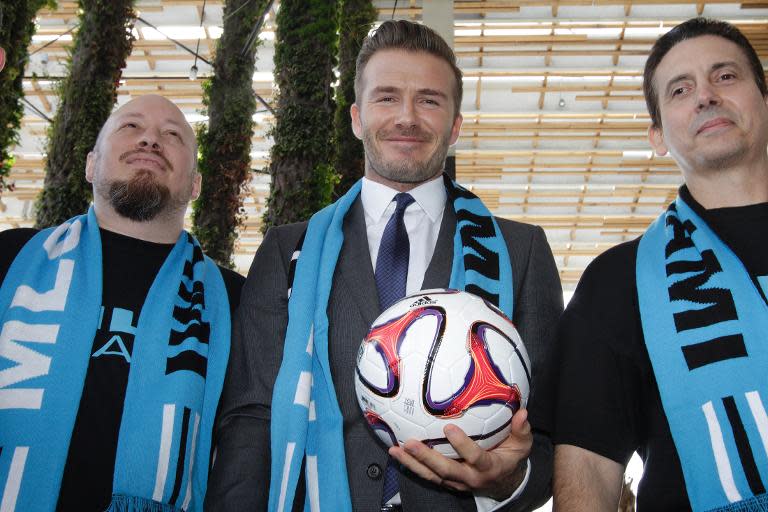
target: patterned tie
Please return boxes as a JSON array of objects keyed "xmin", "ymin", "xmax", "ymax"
[
  {"xmin": 375, "ymin": 192, "xmax": 415, "ymax": 310},
  {"xmin": 374, "ymin": 192, "xmax": 415, "ymax": 505}
]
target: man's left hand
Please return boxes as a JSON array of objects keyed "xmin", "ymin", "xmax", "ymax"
[{"xmin": 388, "ymin": 408, "xmax": 532, "ymax": 500}]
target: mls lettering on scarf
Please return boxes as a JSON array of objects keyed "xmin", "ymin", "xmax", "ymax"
[
  {"xmin": 454, "ymin": 188, "xmax": 502, "ymax": 306},
  {"xmin": 0, "ymin": 221, "xmax": 81, "ymax": 410},
  {"xmin": 663, "ymin": 211, "xmax": 747, "ymax": 371}
]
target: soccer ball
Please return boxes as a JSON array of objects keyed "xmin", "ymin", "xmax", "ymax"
[{"xmin": 354, "ymin": 289, "xmax": 530, "ymax": 459}]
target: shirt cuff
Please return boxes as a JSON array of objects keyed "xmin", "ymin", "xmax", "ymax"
[{"xmin": 473, "ymin": 458, "xmax": 531, "ymax": 512}]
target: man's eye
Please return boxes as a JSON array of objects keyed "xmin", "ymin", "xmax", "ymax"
[
  {"xmin": 671, "ymin": 86, "xmax": 687, "ymax": 97},
  {"xmin": 122, "ymin": 122, "xmax": 138, "ymax": 129},
  {"xmin": 719, "ymin": 72, "xmax": 736, "ymax": 81}
]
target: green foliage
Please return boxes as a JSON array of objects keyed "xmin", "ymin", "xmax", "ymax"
[
  {"xmin": 0, "ymin": 0, "xmax": 56, "ymax": 194},
  {"xmin": 332, "ymin": 0, "xmax": 375, "ymax": 197},
  {"xmin": 35, "ymin": 0, "xmax": 135, "ymax": 228},
  {"xmin": 262, "ymin": 0, "xmax": 339, "ymax": 231},
  {"xmin": 192, "ymin": 0, "xmax": 271, "ymax": 267}
]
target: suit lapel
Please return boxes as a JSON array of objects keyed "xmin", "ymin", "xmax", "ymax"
[
  {"xmin": 336, "ymin": 197, "xmax": 380, "ymax": 327},
  {"xmin": 422, "ymin": 202, "xmax": 455, "ymax": 290}
]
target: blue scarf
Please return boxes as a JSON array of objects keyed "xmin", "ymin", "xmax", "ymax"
[
  {"xmin": 268, "ymin": 176, "xmax": 514, "ymax": 512},
  {"xmin": 0, "ymin": 208, "xmax": 230, "ymax": 512},
  {"xmin": 637, "ymin": 196, "xmax": 768, "ymax": 511}
]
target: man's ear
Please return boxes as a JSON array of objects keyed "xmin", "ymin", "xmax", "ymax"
[
  {"xmin": 85, "ymin": 151, "xmax": 96, "ymax": 183},
  {"xmin": 191, "ymin": 172, "xmax": 202, "ymax": 201},
  {"xmin": 648, "ymin": 124, "xmax": 668, "ymax": 157},
  {"xmin": 350, "ymin": 103, "xmax": 363, "ymax": 140},
  {"xmin": 449, "ymin": 113, "xmax": 463, "ymax": 146}
]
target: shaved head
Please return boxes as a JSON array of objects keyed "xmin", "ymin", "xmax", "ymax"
[
  {"xmin": 94, "ymin": 95, "xmax": 197, "ymax": 169},
  {"xmin": 86, "ymin": 94, "xmax": 201, "ymax": 229}
]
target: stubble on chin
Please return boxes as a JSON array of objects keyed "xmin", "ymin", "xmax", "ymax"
[
  {"xmin": 689, "ymin": 137, "xmax": 750, "ymax": 172},
  {"xmin": 362, "ymin": 129, "xmax": 450, "ymax": 185}
]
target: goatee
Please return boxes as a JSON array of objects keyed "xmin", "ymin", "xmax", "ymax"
[{"xmin": 107, "ymin": 171, "xmax": 171, "ymax": 222}]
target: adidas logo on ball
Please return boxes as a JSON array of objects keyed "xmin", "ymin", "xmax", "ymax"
[{"xmin": 409, "ymin": 296, "xmax": 437, "ymax": 307}]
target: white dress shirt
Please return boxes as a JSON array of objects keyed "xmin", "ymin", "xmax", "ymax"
[
  {"xmin": 359, "ymin": 175, "xmax": 530, "ymax": 511},
  {"xmin": 362, "ymin": 175, "xmax": 446, "ymax": 296}
]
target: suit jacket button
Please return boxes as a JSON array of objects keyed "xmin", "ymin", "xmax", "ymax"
[{"xmin": 367, "ymin": 463, "xmax": 382, "ymax": 480}]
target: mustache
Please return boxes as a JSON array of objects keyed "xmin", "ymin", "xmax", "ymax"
[
  {"xmin": 119, "ymin": 148, "xmax": 173, "ymax": 171},
  {"xmin": 378, "ymin": 127, "xmax": 434, "ymax": 142},
  {"xmin": 692, "ymin": 109, "xmax": 734, "ymax": 134}
]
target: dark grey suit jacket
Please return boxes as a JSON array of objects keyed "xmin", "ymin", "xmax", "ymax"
[{"xmin": 206, "ymin": 198, "xmax": 563, "ymax": 511}]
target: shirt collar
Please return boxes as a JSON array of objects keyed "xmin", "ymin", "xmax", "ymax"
[{"xmin": 361, "ymin": 174, "xmax": 447, "ymax": 223}]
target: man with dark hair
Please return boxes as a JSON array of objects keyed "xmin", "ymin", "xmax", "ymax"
[
  {"xmin": 540, "ymin": 17, "xmax": 768, "ymax": 510},
  {"xmin": 0, "ymin": 94, "xmax": 243, "ymax": 511},
  {"xmin": 206, "ymin": 19, "xmax": 562, "ymax": 512}
]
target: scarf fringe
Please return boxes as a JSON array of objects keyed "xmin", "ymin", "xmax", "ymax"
[
  {"xmin": 708, "ymin": 493, "xmax": 768, "ymax": 511},
  {"xmin": 107, "ymin": 495, "xmax": 183, "ymax": 512}
]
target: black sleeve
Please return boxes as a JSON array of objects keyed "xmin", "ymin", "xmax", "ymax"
[
  {"xmin": 0, "ymin": 228, "xmax": 40, "ymax": 287},
  {"xmin": 216, "ymin": 265, "xmax": 245, "ymax": 313},
  {"xmin": 546, "ymin": 240, "xmax": 644, "ymax": 465}
]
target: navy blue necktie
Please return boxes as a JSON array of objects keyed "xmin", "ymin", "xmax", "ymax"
[
  {"xmin": 375, "ymin": 192, "xmax": 415, "ymax": 310},
  {"xmin": 374, "ymin": 192, "xmax": 414, "ymax": 505}
]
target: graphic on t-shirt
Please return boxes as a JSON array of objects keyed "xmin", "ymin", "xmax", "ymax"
[{"xmin": 92, "ymin": 307, "xmax": 137, "ymax": 362}]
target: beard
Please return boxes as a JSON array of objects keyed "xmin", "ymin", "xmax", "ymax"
[
  {"xmin": 362, "ymin": 125, "xmax": 451, "ymax": 184},
  {"xmin": 99, "ymin": 170, "xmax": 187, "ymax": 222}
]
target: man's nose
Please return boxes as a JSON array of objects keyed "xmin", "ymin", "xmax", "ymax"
[
  {"xmin": 696, "ymin": 83, "xmax": 722, "ymax": 110},
  {"xmin": 138, "ymin": 129, "xmax": 162, "ymax": 150},
  {"xmin": 395, "ymin": 101, "xmax": 418, "ymax": 127}
]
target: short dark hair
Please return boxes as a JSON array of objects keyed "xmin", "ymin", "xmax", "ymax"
[
  {"xmin": 643, "ymin": 17, "xmax": 767, "ymax": 128},
  {"xmin": 355, "ymin": 20, "xmax": 463, "ymax": 116}
]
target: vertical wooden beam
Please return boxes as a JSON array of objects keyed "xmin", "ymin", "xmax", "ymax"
[
  {"xmin": 538, "ymin": 75, "xmax": 548, "ymax": 110},
  {"xmin": 613, "ymin": 25, "xmax": 626, "ymax": 66},
  {"xmin": 31, "ymin": 79, "xmax": 52, "ymax": 112}
]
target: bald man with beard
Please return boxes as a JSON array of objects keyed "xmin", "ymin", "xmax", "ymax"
[{"xmin": 0, "ymin": 95, "xmax": 243, "ymax": 511}]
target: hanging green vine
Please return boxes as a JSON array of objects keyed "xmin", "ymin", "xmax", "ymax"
[
  {"xmin": 262, "ymin": 0, "xmax": 339, "ymax": 231},
  {"xmin": 35, "ymin": 0, "xmax": 135, "ymax": 228},
  {"xmin": 332, "ymin": 0, "xmax": 375, "ymax": 198},
  {"xmin": 0, "ymin": 0, "xmax": 56, "ymax": 194},
  {"xmin": 193, "ymin": 0, "xmax": 272, "ymax": 267}
]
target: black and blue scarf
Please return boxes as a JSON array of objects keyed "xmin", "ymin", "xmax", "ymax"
[
  {"xmin": 0, "ymin": 208, "xmax": 230, "ymax": 511},
  {"xmin": 637, "ymin": 196, "xmax": 768, "ymax": 511},
  {"xmin": 268, "ymin": 175, "xmax": 514, "ymax": 512}
]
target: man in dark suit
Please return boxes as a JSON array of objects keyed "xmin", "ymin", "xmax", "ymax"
[{"xmin": 206, "ymin": 20, "xmax": 562, "ymax": 512}]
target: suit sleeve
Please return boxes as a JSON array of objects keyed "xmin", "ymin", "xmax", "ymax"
[
  {"xmin": 205, "ymin": 226, "xmax": 292, "ymax": 510},
  {"xmin": 506, "ymin": 225, "xmax": 564, "ymax": 512}
]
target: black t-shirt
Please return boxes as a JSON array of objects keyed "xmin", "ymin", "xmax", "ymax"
[
  {"xmin": 0, "ymin": 227, "xmax": 244, "ymax": 511},
  {"xmin": 532, "ymin": 186, "xmax": 768, "ymax": 510}
]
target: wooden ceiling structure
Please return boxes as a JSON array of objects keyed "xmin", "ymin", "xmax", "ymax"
[{"xmin": 4, "ymin": 0, "xmax": 768, "ymax": 287}]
